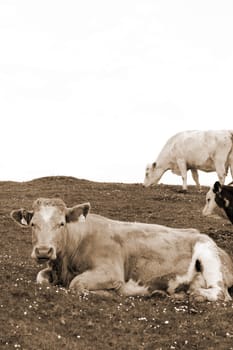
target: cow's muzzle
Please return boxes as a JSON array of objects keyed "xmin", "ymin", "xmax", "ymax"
[{"xmin": 34, "ymin": 246, "xmax": 55, "ymax": 263}]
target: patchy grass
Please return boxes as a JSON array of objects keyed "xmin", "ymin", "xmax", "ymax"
[{"xmin": 1, "ymin": 176, "xmax": 233, "ymax": 349}]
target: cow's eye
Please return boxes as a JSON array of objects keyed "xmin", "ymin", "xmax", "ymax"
[
  {"xmin": 31, "ymin": 222, "xmax": 35, "ymax": 227},
  {"xmin": 60, "ymin": 222, "xmax": 65, "ymax": 227}
]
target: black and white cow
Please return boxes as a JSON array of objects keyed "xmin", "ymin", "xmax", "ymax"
[{"xmin": 203, "ymin": 182, "xmax": 233, "ymax": 224}]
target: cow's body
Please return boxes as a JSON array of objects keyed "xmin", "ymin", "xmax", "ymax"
[
  {"xmin": 144, "ymin": 130, "xmax": 233, "ymax": 191},
  {"xmin": 203, "ymin": 182, "xmax": 233, "ymax": 223},
  {"xmin": 11, "ymin": 198, "xmax": 233, "ymax": 302}
]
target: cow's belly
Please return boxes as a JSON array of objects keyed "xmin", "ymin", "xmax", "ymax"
[
  {"xmin": 126, "ymin": 251, "xmax": 192, "ymax": 285},
  {"xmin": 171, "ymin": 157, "xmax": 215, "ymax": 173},
  {"xmin": 187, "ymin": 157, "xmax": 215, "ymax": 172}
]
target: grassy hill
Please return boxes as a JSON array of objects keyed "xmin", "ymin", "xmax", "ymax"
[{"xmin": 1, "ymin": 176, "xmax": 233, "ymax": 349}]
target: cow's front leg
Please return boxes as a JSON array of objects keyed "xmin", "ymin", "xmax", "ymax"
[
  {"xmin": 177, "ymin": 159, "xmax": 188, "ymax": 191},
  {"xmin": 69, "ymin": 268, "xmax": 123, "ymax": 294},
  {"xmin": 36, "ymin": 266, "xmax": 53, "ymax": 284}
]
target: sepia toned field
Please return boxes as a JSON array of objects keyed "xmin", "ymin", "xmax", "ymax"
[{"xmin": 1, "ymin": 176, "xmax": 233, "ymax": 350}]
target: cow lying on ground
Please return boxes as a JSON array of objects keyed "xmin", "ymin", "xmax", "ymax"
[
  {"xmin": 144, "ymin": 130, "xmax": 233, "ymax": 191},
  {"xmin": 11, "ymin": 198, "xmax": 233, "ymax": 302},
  {"xmin": 203, "ymin": 182, "xmax": 233, "ymax": 224}
]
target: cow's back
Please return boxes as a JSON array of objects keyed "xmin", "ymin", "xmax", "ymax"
[{"xmin": 159, "ymin": 130, "xmax": 233, "ymax": 168}]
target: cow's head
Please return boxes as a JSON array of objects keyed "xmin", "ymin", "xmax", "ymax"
[
  {"xmin": 11, "ymin": 198, "xmax": 90, "ymax": 263},
  {"xmin": 143, "ymin": 162, "xmax": 164, "ymax": 187},
  {"xmin": 202, "ymin": 181, "xmax": 233, "ymax": 220},
  {"xmin": 212, "ymin": 181, "xmax": 226, "ymax": 209},
  {"xmin": 212, "ymin": 181, "xmax": 233, "ymax": 224},
  {"xmin": 202, "ymin": 186, "xmax": 217, "ymax": 217}
]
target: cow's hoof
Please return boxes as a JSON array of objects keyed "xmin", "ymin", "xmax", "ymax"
[
  {"xmin": 189, "ymin": 293, "xmax": 207, "ymax": 303},
  {"xmin": 171, "ymin": 292, "xmax": 187, "ymax": 301},
  {"xmin": 150, "ymin": 290, "xmax": 169, "ymax": 299}
]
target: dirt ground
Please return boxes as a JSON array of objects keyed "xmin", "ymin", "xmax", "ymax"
[{"xmin": 1, "ymin": 176, "xmax": 233, "ymax": 350}]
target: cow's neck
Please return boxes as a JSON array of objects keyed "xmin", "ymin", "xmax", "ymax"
[
  {"xmin": 50, "ymin": 224, "xmax": 92, "ymax": 287},
  {"xmin": 156, "ymin": 155, "xmax": 171, "ymax": 173}
]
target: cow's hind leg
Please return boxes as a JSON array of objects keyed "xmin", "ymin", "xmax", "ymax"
[
  {"xmin": 214, "ymin": 157, "xmax": 227, "ymax": 185},
  {"xmin": 190, "ymin": 240, "xmax": 230, "ymax": 301},
  {"xmin": 191, "ymin": 169, "xmax": 201, "ymax": 190},
  {"xmin": 167, "ymin": 239, "xmax": 230, "ymax": 302}
]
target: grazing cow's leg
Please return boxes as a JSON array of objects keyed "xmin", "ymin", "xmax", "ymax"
[
  {"xmin": 217, "ymin": 173, "xmax": 226, "ymax": 185},
  {"xmin": 69, "ymin": 267, "xmax": 123, "ymax": 293},
  {"xmin": 214, "ymin": 159, "xmax": 227, "ymax": 185},
  {"xmin": 177, "ymin": 159, "xmax": 188, "ymax": 190},
  {"xmin": 36, "ymin": 267, "xmax": 53, "ymax": 284},
  {"xmin": 229, "ymin": 159, "xmax": 233, "ymax": 182},
  {"xmin": 191, "ymin": 169, "xmax": 201, "ymax": 189}
]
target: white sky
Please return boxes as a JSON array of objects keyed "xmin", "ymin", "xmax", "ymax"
[{"xmin": 1, "ymin": 0, "xmax": 233, "ymax": 185}]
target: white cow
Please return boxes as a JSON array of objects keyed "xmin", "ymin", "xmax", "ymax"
[
  {"xmin": 11, "ymin": 197, "xmax": 233, "ymax": 302},
  {"xmin": 144, "ymin": 130, "xmax": 233, "ymax": 191}
]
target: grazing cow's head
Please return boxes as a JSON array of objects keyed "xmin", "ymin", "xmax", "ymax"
[
  {"xmin": 212, "ymin": 181, "xmax": 227, "ymax": 209},
  {"xmin": 202, "ymin": 182, "xmax": 233, "ymax": 223},
  {"xmin": 212, "ymin": 182, "xmax": 233, "ymax": 224},
  {"xmin": 202, "ymin": 186, "xmax": 217, "ymax": 217},
  {"xmin": 143, "ymin": 162, "xmax": 164, "ymax": 187},
  {"xmin": 11, "ymin": 198, "xmax": 90, "ymax": 263}
]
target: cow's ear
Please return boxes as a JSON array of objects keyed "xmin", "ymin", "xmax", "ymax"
[
  {"xmin": 213, "ymin": 181, "xmax": 222, "ymax": 194},
  {"xmin": 11, "ymin": 209, "xmax": 33, "ymax": 227},
  {"xmin": 66, "ymin": 202, "xmax": 91, "ymax": 223}
]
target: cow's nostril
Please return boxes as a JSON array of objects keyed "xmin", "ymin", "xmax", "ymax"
[
  {"xmin": 35, "ymin": 247, "xmax": 40, "ymax": 257},
  {"xmin": 48, "ymin": 247, "xmax": 53, "ymax": 257}
]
